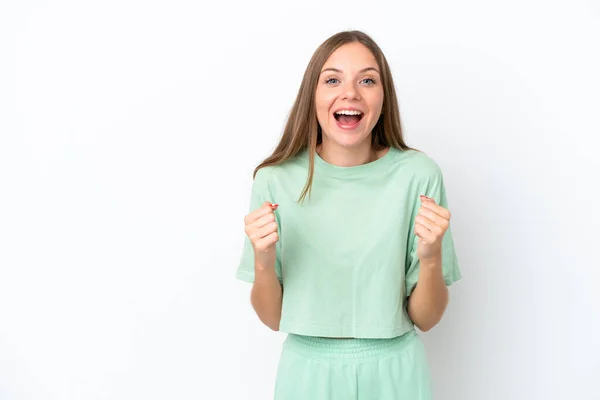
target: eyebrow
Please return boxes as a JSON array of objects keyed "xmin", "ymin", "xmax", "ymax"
[{"xmin": 319, "ymin": 67, "xmax": 380, "ymax": 75}]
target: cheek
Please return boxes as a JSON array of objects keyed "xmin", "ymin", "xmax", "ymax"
[
  {"xmin": 367, "ymin": 90, "xmax": 384, "ymax": 114},
  {"xmin": 315, "ymin": 90, "xmax": 336, "ymax": 119},
  {"xmin": 315, "ymin": 105, "xmax": 328, "ymax": 127}
]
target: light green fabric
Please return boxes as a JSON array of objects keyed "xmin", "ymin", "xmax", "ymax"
[
  {"xmin": 274, "ymin": 329, "xmax": 432, "ymax": 399},
  {"xmin": 236, "ymin": 147, "xmax": 461, "ymax": 338}
]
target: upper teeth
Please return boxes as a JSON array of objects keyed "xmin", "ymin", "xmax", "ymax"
[{"xmin": 335, "ymin": 110, "xmax": 362, "ymax": 115}]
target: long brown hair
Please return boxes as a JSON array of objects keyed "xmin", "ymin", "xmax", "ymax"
[{"xmin": 254, "ymin": 30, "xmax": 418, "ymax": 203}]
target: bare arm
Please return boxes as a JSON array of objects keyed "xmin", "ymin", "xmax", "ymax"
[
  {"xmin": 407, "ymin": 256, "xmax": 449, "ymax": 332},
  {"xmin": 243, "ymin": 201, "xmax": 283, "ymax": 331},
  {"xmin": 250, "ymin": 256, "xmax": 283, "ymax": 331}
]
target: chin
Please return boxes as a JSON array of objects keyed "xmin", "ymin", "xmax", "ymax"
[{"xmin": 328, "ymin": 132, "xmax": 370, "ymax": 148}]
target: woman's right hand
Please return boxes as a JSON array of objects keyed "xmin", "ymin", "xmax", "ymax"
[{"xmin": 244, "ymin": 201, "xmax": 279, "ymax": 262}]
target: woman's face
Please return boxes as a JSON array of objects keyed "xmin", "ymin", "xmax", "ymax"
[{"xmin": 315, "ymin": 42, "xmax": 384, "ymax": 151}]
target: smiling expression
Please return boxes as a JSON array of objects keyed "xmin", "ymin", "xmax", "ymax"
[{"xmin": 315, "ymin": 42, "xmax": 385, "ymax": 150}]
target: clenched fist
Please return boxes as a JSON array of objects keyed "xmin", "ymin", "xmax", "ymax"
[
  {"xmin": 244, "ymin": 201, "xmax": 280, "ymax": 263},
  {"xmin": 414, "ymin": 195, "xmax": 451, "ymax": 262}
]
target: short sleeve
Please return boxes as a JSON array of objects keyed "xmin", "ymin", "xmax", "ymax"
[
  {"xmin": 405, "ymin": 167, "xmax": 462, "ymax": 297},
  {"xmin": 235, "ymin": 168, "xmax": 283, "ymax": 283}
]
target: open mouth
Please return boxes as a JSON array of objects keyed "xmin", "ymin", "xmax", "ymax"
[{"xmin": 333, "ymin": 110, "xmax": 364, "ymax": 126}]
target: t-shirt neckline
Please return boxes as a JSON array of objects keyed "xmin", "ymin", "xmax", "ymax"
[{"xmin": 311, "ymin": 146, "xmax": 398, "ymax": 177}]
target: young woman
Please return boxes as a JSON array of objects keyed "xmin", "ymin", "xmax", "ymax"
[{"xmin": 236, "ymin": 30, "xmax": 462, "ymax": 399}]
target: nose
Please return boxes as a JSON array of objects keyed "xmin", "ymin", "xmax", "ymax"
[{"xmin": 341, "ymin": 81, "xmax": 361, "ymax": 101}]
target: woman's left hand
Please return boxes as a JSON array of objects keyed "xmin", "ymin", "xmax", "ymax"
[{"xmin": 414, "ymin": 195, "xmax": 451, "ymax": 262}]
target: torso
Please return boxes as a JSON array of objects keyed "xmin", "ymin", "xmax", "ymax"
[{"xmin": 256, "ymin": 147, "xmax": 447, "ymax": 339}]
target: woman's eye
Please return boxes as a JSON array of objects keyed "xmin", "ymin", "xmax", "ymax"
[{"xmin": 325, "ymin": 77, "xmax": 376, "ymax": 85}]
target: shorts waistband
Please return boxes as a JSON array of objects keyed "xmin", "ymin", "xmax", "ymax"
[{"xmin": 283, "ymin": 329, "xmax": 417, "ymax": 360}]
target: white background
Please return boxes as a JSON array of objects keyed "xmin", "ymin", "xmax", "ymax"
[{"xmin": 1, "ymin": 1, "xmax": 599, "ymax": 399}]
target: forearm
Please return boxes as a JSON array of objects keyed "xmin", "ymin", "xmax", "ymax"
[
  {"xmin": 250, "ymin": 256, "xmax": 283, "ymax": 331},
  {"xmin": 407, "ymin": 256, "xmax": 449, "ymax": 332}
]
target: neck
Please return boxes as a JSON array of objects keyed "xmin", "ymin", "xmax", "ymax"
[{"xmin": 316, "ymin": 140, "xmax": 381, "ymax": 167}]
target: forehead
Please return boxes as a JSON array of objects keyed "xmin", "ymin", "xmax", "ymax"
[{"xmin": 322, "ymin": 42, "xmax": 378, "ymax": 71}]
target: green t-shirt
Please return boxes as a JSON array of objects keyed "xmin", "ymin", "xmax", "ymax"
[{"xmin": 236, "ymin": 146, "xmax": 461, "ymax": 338}]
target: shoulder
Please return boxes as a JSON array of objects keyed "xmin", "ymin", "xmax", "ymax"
[
  {"xmin": 254, "ymin": 164, "xmax": 277, "ymax": 181},
  {"xmin": 395, "ymin": 148, "xmax": 444, "ymax": 180},
  {"xmin": 254, "ymin": 151, "xmax": 308, "ymax": 183}
]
